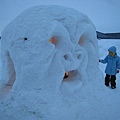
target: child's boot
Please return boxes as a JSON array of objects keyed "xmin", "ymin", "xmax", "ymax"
[
  {"xmin": 105, "ymin": 75, "xmax": 109, "ymax": 86},
  {"xmin": 111, "ymin": 75, "xmax": 116, "ymax": 89}
]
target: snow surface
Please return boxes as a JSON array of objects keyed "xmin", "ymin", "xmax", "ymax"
[{"xmin": 0, "ymin": 4, "xmax": 120, "ymax": 120}]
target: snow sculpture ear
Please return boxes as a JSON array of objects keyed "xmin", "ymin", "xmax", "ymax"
[
  {"xmin": 77, "ymin": 24, "xmax": 99, "ymax": 81},
  {"xmin": 1, "ymin": 51, "xmax": 16, "ymax": 86}
]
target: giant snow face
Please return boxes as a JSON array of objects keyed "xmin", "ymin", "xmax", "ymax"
[{"xmin": 1, "ymin": 5, "xmax": 99, "ymax": 94}]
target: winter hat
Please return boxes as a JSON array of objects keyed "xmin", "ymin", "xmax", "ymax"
[{"xmin": 108, "ymin": 46, "xmax": 117, "ymax": 53}]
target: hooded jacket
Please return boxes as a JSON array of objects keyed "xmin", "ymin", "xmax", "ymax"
[{"xmin": 101, "ymin": 46, "xmax": 120, "ymax": 75}]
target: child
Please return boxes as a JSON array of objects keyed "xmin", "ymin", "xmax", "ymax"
[{"xmin": 99, "ymin": 46, "xmax": 120, "ymax": 89}]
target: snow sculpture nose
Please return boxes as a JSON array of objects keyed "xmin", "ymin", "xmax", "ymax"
[
  {"xmin": 63, "ymin": 50, "xmax": 83, "ymax": 72},
  {"xmin": 75, "ymin": 49, "xmax": 84, "ymax": 62},
  {"xmin": 63, "ymin": 52, "xmax": 75, "ymax": 71}
]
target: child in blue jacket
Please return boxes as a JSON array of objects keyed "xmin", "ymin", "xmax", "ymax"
[{"xmin": 99, "ymin": 46, "xmax": 120, "ymax": 89}]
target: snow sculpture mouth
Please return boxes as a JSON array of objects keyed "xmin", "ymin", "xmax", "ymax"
[
  {"xmin": 0, "ymin": 5, "xmax": 99, "ymax": 94},
  {"xmin": 63, "ymin": 70, "xmax": 79, "ymax": 81},
  {"xmin": 62, "ymin": 70, "xmax": 82, "ymax": 89}
]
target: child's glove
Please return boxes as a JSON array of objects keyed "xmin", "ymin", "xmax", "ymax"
[{"xmin": 117, "ymin": 70, "xmax": 119, "ymax": 73}]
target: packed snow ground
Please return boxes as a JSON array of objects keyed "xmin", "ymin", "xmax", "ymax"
[{"xmin": 0, "ymin": 39, "xmax": 120, "ymax": 120}]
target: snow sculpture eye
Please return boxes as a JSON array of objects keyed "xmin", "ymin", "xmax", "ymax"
[
  {"xmin": 78, "ymin": 37, "xmax": 84, "ymax": 45},
  {"xmin": 49, "ymin": 37, "xmax": 58, "ymax": 46},
  {"xmin": 2, "ymin": 51, "xmax": 16, "ymax": 86}
]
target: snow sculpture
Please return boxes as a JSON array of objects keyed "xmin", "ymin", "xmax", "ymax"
[
  {"xmin": 0, "ymin": 5, "xmax": 101, "ymax": 120},
  {"xmin": 0, "ymin": 5, "xmax": 99, "ymax": 92}
]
